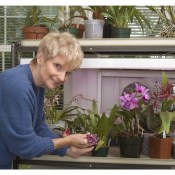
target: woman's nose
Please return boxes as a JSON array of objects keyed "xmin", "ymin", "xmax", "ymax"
[{"xmin": 57, "ymin": 72, "xmax": 66, "ymax": 82}]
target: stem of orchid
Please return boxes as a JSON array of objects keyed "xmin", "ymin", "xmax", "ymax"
[
  {"xmin": 163, "ymin": 130, "xmax": 166, "ymax": 138},
  {"xmin": 141, "ymin": 129, "xmax": 143, "ymax": 137},
  {"xmin": 108, "ymin": 138, "xmax": 111, "ymax": 146}
]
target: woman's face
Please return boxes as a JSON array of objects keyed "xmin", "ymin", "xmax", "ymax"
[{"xmin": 37, "ymin": 52, "xmax": 72, "ymax": 89}]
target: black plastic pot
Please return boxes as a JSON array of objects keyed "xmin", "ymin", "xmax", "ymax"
[
  {"xmin": 111, "ymin": 27, "xmax": 131, "ymax": 38},
  {"xmin": 92, "ymin": 146, "xmax": 109, "ymax": 157},
  {"xmin": 118, "ymin": 136, "xmax": 143, "ymax": 158}
]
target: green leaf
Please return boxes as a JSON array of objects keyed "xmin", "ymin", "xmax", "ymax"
[
  {"xmin": 89, "ymin": 113, "xmax": 97, "ymax": 128},
  {"xmin": 95, "ymin": 140, "xmax": 105, "ymax": 151},
  {"xmin": 77, "ymin": 110, "xmax": 87, "ymax": 127},
  {"xmin": 159, "ymin": 111, "xmax": 175, "ymax": 134},
  {"xmin": 92, "ymin": 99, "xmax": 98, "ymax": 114},
  {"xmin": 161, "ymin": 72, "xmax": 168, "ymax": 87}
]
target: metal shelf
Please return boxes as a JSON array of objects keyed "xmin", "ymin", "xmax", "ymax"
[{"xmin": 11, "ymin": 38, "xmax": 175, "ymax": 69}]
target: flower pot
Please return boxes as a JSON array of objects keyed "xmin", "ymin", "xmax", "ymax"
[
  {"xmin": 22, "ymin": 26, "xmax": 49, "ymax": 39},
  {"xmin": 142, "ymin": 133, "xmax": 154, "ymax": 155},
  {"xmin": 111, "ymin": 27, "xmax": 131, "ymax": 38},
  {"xmin": 67, "ymin": 28, "xmax": 79, "ymax": 38},
  {"xmin": 172, "ymin": 142, "xmax": 175, "ymax": 159},
  {"xmin": 70, "ymin": 24, "xmax": 85, "ymax": 38},
  {"xmin": 92, "ymin": 146, "xmax": 109, "ymax": 157},
  {"xmin": 60, "ymin": 27, "xmax": 79, "ymax": 38},
  {"xmin": 103, "ymin": 23, "xmax": 111, "ymax": 38},
  {"xmin": 78, "ymin": 24, "xmax": 85, "ymax": 38},
  {"xmin": 118, "ymin": 136, "xmax": 143, "ymax": 158},
  {"xmin": 149, "ymin": 136, "xmax": 173, "ymax": 159},
  {"xmin": 84, "ymin": 19, "xmax": 104, "ymax": 38}
]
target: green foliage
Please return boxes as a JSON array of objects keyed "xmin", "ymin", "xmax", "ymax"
[
  {"xmin": 148, "ymin": 6, "xmax": 175, "ymax": 27},
  {"xmin": 24, "ymin": 6, "xmax": 57, "ymax": 29},
  {"xmin": 145, "ymin": 72, "xmax": 175, "ymax": 137},
  {"xmin": 116, "ymin": 106, "xmax": 147, "ymax": 137},
  {"xmin": 158, "ymin": 72, "xmax": 175, "ymax": 136},
  {"xmin": 159, "ymin": 111, "xmax": 175, "ymax": 134},
  {"xmin": 44, "ymin": 88, "xmax": 83, "ymax": 126},
  {"xmin": 102, "ymin": 6, "xmax": 152, "ymax": 32},
  {"xmin": 85, "ymin": 6, "xmax": 107, "ymax": 20},
  {"xmin": 140, "ymin": 105, "xmax": 161, "ymax": 133},
  {"xmin": 77, "ymin": 99, "xmax": 119, "ymax": 150},
  {"xmin": 52, "ymin": 6, "xmax": 87, "ymax": 31},
  {"xmin": 162, "ymin": 71, "xmax": 168, "ymax": 87},
  {"xmin": 24, "ymin": 6, "xmax": 41, "ymax": 26},
  {"xmin": 44, "ymin": 87, "xmax": 63, "ymax": 124}
]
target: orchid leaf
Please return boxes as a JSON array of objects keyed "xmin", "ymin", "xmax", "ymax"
[
  {"xmin": 77, "ymin": 110, "xmax": 87, "ymax": 128},
  {"xmin": 161, "ymin": 72, "xmax": 168, "ymax": 87},
  {"xmin": 92, "ymin": 99, "xmax": 98, "ymax": 115},
  {"xmin": 89, "ymin": 113, "xmax": 97, "ymax": 128},
  {"xmin": 159, "ymin": 111, "xmax": 175, "ymax": 134},
  {"xmin": 95, "ymin": 140, "xmax": 105, "ymax": 151}
]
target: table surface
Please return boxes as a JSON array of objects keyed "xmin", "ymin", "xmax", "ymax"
[{"xmin": 25, "ymin": 147, "xmax": 175, "ymax": 166}]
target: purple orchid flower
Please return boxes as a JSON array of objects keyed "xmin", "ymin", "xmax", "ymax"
[
  {"xmin": 135, "ymin": 83, "xmax": 150, "ymax": 101},
  {"xmin": 86, "ymin": 133, "xmax": 99, "ymax": 144},
  {"xmin": 119, "ymin": 92, "xmax": 138, "ymax": 111}
]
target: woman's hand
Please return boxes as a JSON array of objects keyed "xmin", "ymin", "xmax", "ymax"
[
  {"xmin": 66, "ymin": 146, "xmax": 94, "ymax": 158},
  {"xmin": 66, "ymin": 134, "xmax": 92, "ymax": 148},
  {"xmin": 53, "ymin": 133, "xmax": 95, "ymax": 150}
]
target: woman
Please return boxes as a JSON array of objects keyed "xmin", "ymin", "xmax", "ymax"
[{"xmin": 0, "ymin": 31, "xmax": 94, "ymax": 169}]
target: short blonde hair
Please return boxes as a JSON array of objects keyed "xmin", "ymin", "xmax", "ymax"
[{"xmin": 31, "ymin": 31, "xmax": 84, "ymax": 70}]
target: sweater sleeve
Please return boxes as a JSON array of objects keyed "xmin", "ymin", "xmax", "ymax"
[
  {"xmin": 0, "ymin": 77, "xmax": 55, "ymax": 159},
  {"xmin": 34, "ymin": 112, "xmax": 68, "ymax": 156}
]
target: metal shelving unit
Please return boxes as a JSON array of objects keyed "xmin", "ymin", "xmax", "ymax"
[{"xmin": 11, "ymin": 39, "xmax": 175, "ymax": 169}]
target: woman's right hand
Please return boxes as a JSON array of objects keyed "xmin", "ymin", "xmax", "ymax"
[
  {"xmin": 66, "ymin": 133, "xmax": 92, "ymax": 148},
  {"xmin": 53, "ymin": 133, "xmax": 94, "ymax": 150}
]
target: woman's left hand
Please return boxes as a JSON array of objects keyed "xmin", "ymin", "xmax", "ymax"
[{"xmin": 66, "ymin": 146, "xmax": 94, "ymax": 158}]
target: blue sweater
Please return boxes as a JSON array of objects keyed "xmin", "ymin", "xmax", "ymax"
[{"xmin": 0, "ymin": 64, "xmax": 67, "ymax": 169}]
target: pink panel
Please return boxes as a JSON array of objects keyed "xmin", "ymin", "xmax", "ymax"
[{"xmin": 72, "ymin": 69, "xmax": 98, "ymax": 110}]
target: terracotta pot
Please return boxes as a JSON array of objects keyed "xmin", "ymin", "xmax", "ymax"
[
  {"xmin": 78, "ymin": 24, "xmax": 85, "ymax": 38},
  {"xmin": 149, "ymin": 136, "xmax": 173, "ymax": 159},
  {"xmin": 70, "ymin": 24, "xmax": 85, "ymax": 38},
  {"xmin": 22, "ymin": 26, "xmax": 49, "ymax": 39}
]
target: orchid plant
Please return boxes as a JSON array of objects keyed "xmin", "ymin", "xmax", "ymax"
[
  {"xmin": 117, "ymin": 83, "xmax": 150, "ymax": 137},
  {"xmin": 76, "ymin": 99, "xmax": 118, "ymax": 150},
  {"xmin": 150, "ymin": 72, "xmax": 175, "ymax": 138},
  {"xmin": 44, "ymin": 91, "xmax": 86, "ymax": 128}
]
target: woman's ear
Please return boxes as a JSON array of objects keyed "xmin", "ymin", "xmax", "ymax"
[{"xmin": 36, "ymin": 51, "xmax": 44, "ymax": 66}]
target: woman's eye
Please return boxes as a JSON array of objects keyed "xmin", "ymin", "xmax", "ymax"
[
  {"xmin": 55, "ymin": 64, "xmax": 61, "ymax": 69},
  {"xmin": 66, "ymin": 72, "xmax": 71, "ymax": 76}
]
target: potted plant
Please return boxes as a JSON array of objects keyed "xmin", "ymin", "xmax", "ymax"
[
  {"xmin": 115, "ymin": 82, "xmax": 150, "ymax": 157},
  {"xmin": 82, "ymin": 6, "xmax": 107, "ymax": 38},
  {"xmin": 101, "ymin": 6, "xmax": 152, "ymax": 38},
  {"xmin": 67, "ymin": 6, "xmax": 107, "ymax": 38},
  {"xmin": 22, "ymin": 6, "xmax": 51, "ymax": 39},
  {"xmin": 53, "ymin": 6, "xmax": 78, "ymax": 37},
  {"xmin": 50, "ymin": 6, "xmax": 86, "ymax": 38},
  {"xmin": 148, "ymin": 72, "xmax": 175, "ymax": 159},
  {"xmin": 76, "ymin": 99, "xmax": 118, "ymax": 157},
  {"xmin": 69, "ymin": 6, "xmax": 87, "ymax": 38},
  {"xmin": 148, "ymin": 6, "xmax": 175, "ymax": 38},
  {"xmin": 44, "ymin": 90, "xmax": 84, "ymax": 132}
]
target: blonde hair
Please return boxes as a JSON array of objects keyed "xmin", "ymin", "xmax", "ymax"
[{"xmin": 31, "ymin": 31, "xmax": 84, "ymax": 70}]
